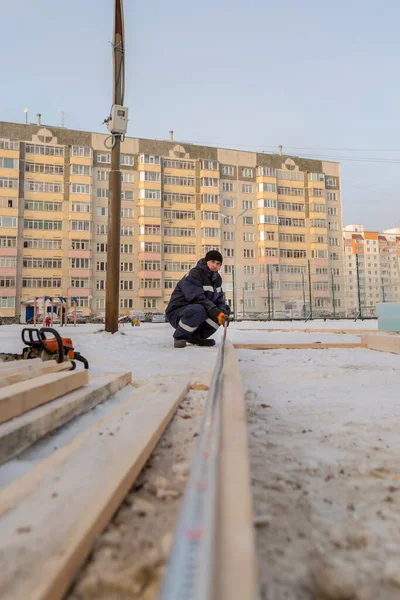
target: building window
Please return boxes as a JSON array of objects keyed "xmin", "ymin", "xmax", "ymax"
[
  {"xmin": 140, "ymin": 154, "xmax": 160, "ymax": 165},
  {"xmin": 120, "ymin": 280, "xmax": 134, "ymax": 291},
  {"xmin": 97, "ymin": 153, "xmax": 111, "ymax": 163},
  {"xmin": 0, "ymin": 158, "xmax": 18, "ymax": 169},
  {"xmin": 144, "ymin": 298, "xmax": 158, "ymax": 309},
  {"xmin": 221, "ymin": 165, "xmax": 234, "ymax": 176},
  {"xmin": 242, "ymin": 168, "xmax": 253, "ymax": 178},
  {"xmin": 309, "ymin": 173, "xmax": 325, "ymax": 182},
  {"xmin": 326, "ymin": 177, "xmax": 337, "ymax": 187},
  {"xmin": 242, "ymin": 200, "xmax": 254, "ymax": 209},
  {"xmin": 243, "ymin": 232, "xmax": 255, "ymax": 242},
  {"xmin": 257, "ymin": 167, "xmax": 277, "ymax": 177},
  {"xmin": 223, "ymin": 198, "xmax": 234, "ymax": 208},
  {"xmin": 140, "ymin": 171, "xmax": 161, "ymax": 182},
  {"xmin": 242, "ymin": 184, "xmax": 253, "ymax": 194},
  {"xmin": 202, "ymin": 177, "xmax": 218, "ymax": 187},
  {"xmin": 71, "ymin": 220, "xmax": 90, "ymax": 231},
  {"xmin": 0, "ymin": 296, "xmax": 15, "ymax": 308},
  {"xmin": 223, "ymin": 231, "xmax": 234, "ymax": 241},
  {"xmin": 120, "ymin": 154, "xmax": 134, "ymax": 166},
  {"xmin": 202, "ymin": 194, "xmax": 219, "ymax": 204},
  {"xmin": 97, "ymin": 170, "xmax": 109, "ymax": 181},
  {"xmin": 243, "ymin": 216, "xmax": 254, "ymax": 225},
  {"xmin": 71, "ymin": 258, "xmax": 91, "ymax": 269},
  {"xmin": 72, "ymin": 146, "xmax": 92, "ymax": 158},
  {"xmin": 222, "ymin": 182, "xmax": 234, "ymax": 192},
  {"xmin": 25, "ymin": 143, "xmax": 64, "ymax": 156},
  {"xmin": 163, "ymin": 159, "xmax": 195, "ymax": 170},
  {"xmin": 71, "ymin": 183, "xmax": 91, "ymax": 194},
  {"xmin": 71, "ymin": 202, "xmax": 91, "ymax": 213},
  {"xmin": 121, "ymin": 172, "xmax": 134, "ymax": 183},
  {"xmin": 224, "ymin": 248, "xmax": 234, "ymax": 258},
  {"xmin": 243, "ymin": 249, "xmax": 255, "ymax": 258},
  {"xmin": 96, "ymin": 298, "xmax": 105, "ymax": 309},
  {"xmin": 71, "ymin": 239, "xmax": 91, "ymax": 250},
  {"xmin": 24, "ymin": 219, "xmax": 62, "ymax": 230},
  {"xmin": 140, "ymin": 189, "xmax": 161, "ymax": 200},
  {"xmin": 224, "ymin": 265, "xmax": 233, "ymax": 274},
  {"xmin": 71, "ymin": 164, "xmax": 92, "ymax": 176},
  {"xmin": 258, "ymin": 182, "xmax": 277, "ymax": 193},
  {"xmin": 244, "ymin": 266, "xmax": 256, "ymax": 274},
  {"xmin": 0, "ymin": 138, "xmax": 19, "ymax": 150},
  {"xmin": 202, "ymin": 160, "xmax": 219, "ymax": 170}
]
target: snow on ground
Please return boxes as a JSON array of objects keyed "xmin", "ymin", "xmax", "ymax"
[
  {"xmin": 2, "ymin": 318, "xmax": 399, "ymax": 599},
  {"xmin": 243, "ymin": 346, "xmax": 400, "ymax": 599}
]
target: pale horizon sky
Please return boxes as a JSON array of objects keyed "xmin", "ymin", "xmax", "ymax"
[{"xmin": 1, "ymin": 0, "xmax": 400, "ymax": 231}]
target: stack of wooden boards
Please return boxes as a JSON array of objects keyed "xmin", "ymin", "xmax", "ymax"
[
  {"xmin": 0, "ymin": 357, "xmax": 191, "ymax": 600},
  {"xmin": 0, "ymin": 358, "xmax": 132, "ymax": 465}
]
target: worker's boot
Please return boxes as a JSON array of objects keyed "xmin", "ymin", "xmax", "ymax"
[
  {"xmin": 174, "ymin": 339, "xmax": 187, "ymax": 348},
  {"xmin": 189, "ymin": 335, "xmax": 216, "ymax": 347}
]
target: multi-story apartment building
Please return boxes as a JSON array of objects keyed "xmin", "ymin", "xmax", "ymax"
[
  {"xmin": 343, "ymin": 224, "xmax": 400, "ymax": 315},
  {"xmin": 0, "ymin": 119, "xmax": 345, "ymax": 321}
]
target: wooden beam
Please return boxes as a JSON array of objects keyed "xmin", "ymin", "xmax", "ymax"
[
  {"xmin": 0, "ymin": 358, "xmax": 42, "ymax": 373},
  {"xmin": 0, "ymin": 370, "xmax": 88, "ymax": 424},
  {"xmin": 233, "ymin": 342, "xmax": 366, "ymax": 350},
  {"xmin": 217, "ymin": 339, "xmax": 258, "ymax": 600},
  {"xmin": 237, "ymin": 328, "xmax": 378, "ymax": 335},
  {"xmin": 0, "ymin": 371, "xmax": 131, "ymax": 465},
  {"xmin": 0, "ymin": 379, "xmax": 190, "ymax": 600},
  {"xmin": 0, "ymin": 361, "xmax": 71, "ymax": 389},
  {"xmin": 362, "ymin": 334, "xmax": 400, "ymax": 354}
]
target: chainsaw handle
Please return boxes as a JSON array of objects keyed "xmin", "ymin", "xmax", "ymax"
[
  {"xmin": 21, "ymin": 328, "xmax": 41, "ymax": 346},
  {"xmin": 39, "ymin": 328, "xmax": 65, "ymax": 364}
]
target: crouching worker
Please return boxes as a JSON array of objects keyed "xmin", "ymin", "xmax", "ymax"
[{"xmin": 165, "ymin": 250, "xmax": 230, "ymax": 348}]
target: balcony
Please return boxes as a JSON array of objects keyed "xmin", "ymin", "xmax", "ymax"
[
  {"xmin": 0, "ymin": 247, "xmax": 17, "ymax": 257},
  {"xmin": 67, "ymin": 287, "xmax": 91, "ymax": 297},
  {"xmin": 69, "ymin": 268, "xmax": 92, "ymax": 278},
  {"xmin": 138, "ymin": 270, "xmax": 162, "ymax": 279},
  {"xmin": 138, "ymin": 288, "xmax": 162, "ymax": 297},
  {"xmin": 69, "ymin": 250, "xmax": 92, "ymax": 259}
]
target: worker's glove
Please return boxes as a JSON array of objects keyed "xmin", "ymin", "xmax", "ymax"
[{"xmin": 208, "ymin": 307, "xmax": 229, "ymax": 326}]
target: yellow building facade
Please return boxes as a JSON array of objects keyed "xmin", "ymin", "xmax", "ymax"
[{"xmin": 0, "ymin": 120, "xmax": 346, "ymax": 320}]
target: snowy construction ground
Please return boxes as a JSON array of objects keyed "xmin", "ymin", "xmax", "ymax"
[{"xmin": 2, "ymin": 319, "xmax": 400, "ymax": 599}]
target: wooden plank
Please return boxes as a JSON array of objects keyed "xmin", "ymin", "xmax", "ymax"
[
  {"xmin": 0, "ymin": 370, "xmax": 88, "ymax": 425},
  {"xmin": 362, "ymin": 334, "xmax": 400, "ymax": 354},
  {"xmin": 217, "ymin": 339, "xmax": 259, "ymax": 600},
  {"xmin": 233, "ymin": 342, "xmax": 366, "ymax": 350},
  {"xmin": 0, "ymin": 378, "xmax": 190, "ymax": 600},
  {"xmin": 0, "ymin": 358, "xmax": 43, "ymax": 373},
  {"xmin": 0, "ymin": 371, "xmax": 132, "ymax": 465},
  {"xmin": 237, "ymin": 328, "xmax": 378, "ymax": 335},
  {"xmin": 0, "ymin": 361, "xmax": 71, "ymax": 389}
]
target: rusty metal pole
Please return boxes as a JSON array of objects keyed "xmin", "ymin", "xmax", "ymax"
[{"xmin": 105, "ymin": 0, "xmax": 125, "ymax": 333}]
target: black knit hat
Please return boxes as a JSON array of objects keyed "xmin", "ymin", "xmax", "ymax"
[{"xmin": 205, "ymin": 250, "xmax": 223, "ymax": 264}]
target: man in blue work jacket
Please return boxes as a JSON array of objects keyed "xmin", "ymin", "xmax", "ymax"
[{"xmin": 165, "ymin": 250, "xmax": 230, "ymax": 348}]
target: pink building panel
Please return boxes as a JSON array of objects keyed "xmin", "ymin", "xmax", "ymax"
[
  {"xmin": 260, "ymin": 289, "xmax": 281, "ymax": 298},
  {"xmin": 69, "ymin": 268, "xmax": 92, "ymax": 278},
  {"xmin": 67, "ymin": 288, "xmax": 91, "ymax": 297},
  {"xmin": 0, "ymin": 267, "xmax": 17, "ymax": 277},
  {"xmin": 0, "ymin": 247, "xmax": 17, "ymax": 257},
  {"xmin": 68, "ymin": 250, "xmax": 92, "ymax": 259},
  {"xmin": 258, "ymin": 256, "xmax": 279, "ymax": 265},
  {"xmin": 314, "ymin": 290, "xmax": 330, "ymax": 297},
  {"xmin": 138, "ymin": 289, "xmax": 162, "ymax": 297},
  {"xmin": 138, "ymin": 270, "xmax": 162, "ymax": 279},
  {"xmin": 0, "ymin": 287, "xmax": 16, "ymax": 296},
  {"xmin": 138, "ymin": 252, "xmax": 162, "ymax": 261}
]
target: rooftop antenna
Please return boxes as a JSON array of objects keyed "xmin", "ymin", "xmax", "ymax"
[
  {"xmin": 58, "ymin": 109, "xmax": 67, "ymax": 128},
  {"xmin": 24, "ymin": 108, "xmax": 28, "ymax": 124}
]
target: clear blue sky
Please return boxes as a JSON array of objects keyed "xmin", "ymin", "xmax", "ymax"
[{"xmin": 2, "ymin": 0, "xmax": 400, "ymax": 231}]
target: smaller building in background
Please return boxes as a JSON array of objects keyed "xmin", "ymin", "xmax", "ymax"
[{"xmin": 343, "ymin": 224, "xmax": 400, "ymax": 315}]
